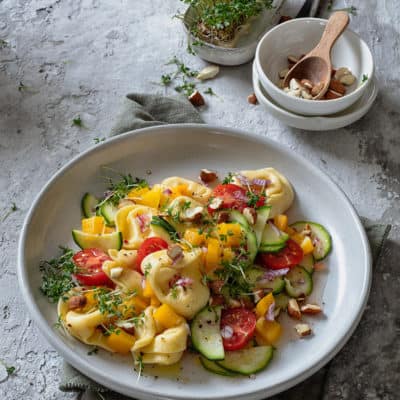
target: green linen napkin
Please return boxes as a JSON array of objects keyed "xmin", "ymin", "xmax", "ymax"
[{"xmin": 60, "ymin": 94, "xmax": 391, "ymax": 400}]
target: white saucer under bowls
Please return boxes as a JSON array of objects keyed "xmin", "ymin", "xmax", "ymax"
[
  {"xmin": 254, "ymin": 18, "xmax": 374, "ymax": 116},
  {"xmin": 253, "ymin": 62, "xmax": 378, "ymax": 131}
]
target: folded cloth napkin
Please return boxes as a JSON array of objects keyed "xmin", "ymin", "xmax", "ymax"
[{"xmin": 60, "ymin": 93, "xmax": 391, "ymax": 400}]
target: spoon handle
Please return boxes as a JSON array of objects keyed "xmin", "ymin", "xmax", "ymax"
[{"xmin": 314, "ymin": 11, "xmax": 350, "ymax": 56}]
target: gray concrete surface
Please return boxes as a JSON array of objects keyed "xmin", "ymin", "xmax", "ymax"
[{"xmin": 0, "ymin": 0, "xmax": 399, "ymax": 399}]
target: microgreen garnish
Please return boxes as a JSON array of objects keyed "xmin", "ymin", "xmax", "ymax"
[
  {"xmin": 0, "ymin": 39, "xmax": 9, "ymax": 48},
  {"xmin": 215, "ymin": 248, "xmax": 253, "ymax": 298},
  {"xmin": 204, "ymin": 87, "xmax": 215, "ymax": 96},
  {"xmin": 161, "ymin": 74, "xmax": 172, "ymax": 86},
  {"xmin": 175, "ymin": 80, "xmax": 196, "ymax": 96},
  {"xmin": 39, "ymin": 247, "xmax": 77, "ymax": 303},
  {"xmin": 179, "ymin": 0, "xmax": 273, "ymax": 44},
  {"xmin": 222, "ymin": 172, "xmax": 234, "ymax": 184},
  {"xmin": 361, "ymin": 74, "xmax": 368, "ymax": 83},
  {"xmin": 87, "ymin": 347, "xmax": 99, "ymax": 356},
  {"xmin": 2, "ymin": 202, "xmax": 18, "ymax": 222},
  {"xmin": 97, "ymin": 171, "xmax": 148, "ymax": 208},
  {"xmin": 246, "ymin": 191, "xmax": 260, "ymax": 207},
  {"xmin": 72, "ymin": 115, "xmax": 84, "ymax": 128},
  {"xmin": 93, "ymin": 137, "xmax": 105, "ymax": 144}
]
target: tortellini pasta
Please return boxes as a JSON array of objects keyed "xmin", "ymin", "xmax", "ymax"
[
  {"xmin": 132, "ymin": 306, "xmax": 188, "ymax": 366},
  {"xmin": 144, "ymin": 249, "xmax": 210, "ymax": 319},
  {"xmin": 233, "ymin": 167, "xmax": 294, "ymax": 217},
  {"xmin": 115, "ymin": 205, "xmax": 155, "ymax": 249},
  {"xmin": 162, "ymin": 177, "xmax": 212, "ymax": 204}
]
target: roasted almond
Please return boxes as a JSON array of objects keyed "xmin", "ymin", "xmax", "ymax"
[
  {"xmin": 325, "ymin": 89, "xmax": 343, "ymax": 100},
  {"xmin": 167, "ymin": 244, "xmax": 184, "ymax": 262},
  {"xmin": 329, "ymin": 79, "xmax": 346, "ymax": 95},
  {"xmin": 311, "ymin": 82, "xmax": 324, "ymax": 96},
  {"xmin": 188, "ymin": 90, "xmax": 205, "ymax": 106},
  {"xmin": 247, "ymin": 93, "xmax": 258, "ymax": 105}
]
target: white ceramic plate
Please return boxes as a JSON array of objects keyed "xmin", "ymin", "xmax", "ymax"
[
  {"xmin": 18, "ymin": 125, "xmax": 371, "ymax": 400},
  {"xmin": 253, "ymin": 62, "xmax": 378, "ymax": 130}
]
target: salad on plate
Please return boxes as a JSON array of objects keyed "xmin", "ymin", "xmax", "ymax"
[{"xmin": 40, "ymin": 167, "xmax": 331, "ymax": 377}]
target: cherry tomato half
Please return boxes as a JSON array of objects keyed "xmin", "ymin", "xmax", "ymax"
[
  {"xmin": 135, "ymin": 237, "xmax": 169, "ymax": 272},
  {"xmin": 220, "ymin": 307, "xmax": 257, "ymax": 351},
  {"xmin": 259, "ymin": 239, "xmax": 303, "ymax": 270},
  {"xmin": 73, "ymin": 248, "xmax": 113, "ymax": 286},
  {"xmin": 210, "ymin": 184, "xmax": 248, "ymax": 212}
]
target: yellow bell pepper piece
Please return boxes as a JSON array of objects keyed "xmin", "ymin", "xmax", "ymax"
[
  {"xmin": 222, "ymin": 247, "xmax": 234, "ymax": 262},
  {"xmin": 183, "ymin": 228, "xmax": 206, "ymax": 247},
  {"xmin": 273, "ymin": 214, "xmax": 288, "ymax": 232},
  {"xmin": 153, "ymin": 304, "xmax": 184, "ymax": 330},
  {"xmin": 127, "ymin": 186, "xmax": 150, "ymax": 200},
  {"xmin": 217, "ymin": 223, "xmax": 243, "ymax": 247},
  {"xmin": 136, "ymin": 186, "xmax": 161, "ymax": 209},
  {"xmin": 142, "ymin": 281, "xmax": 155, "ymax": 298},
  {"xmin": 291, "ymin": 232, "xmax": 305, "ymax": 245},
  {"xmin": 255, "ymin": 318, "xmax": 282, "ymax": 345},
  {"xmin": 118, "ymin": 297, "xmax": 148, "ymax": 318},
  {"xmin": 81, "ymin": 216, "xmax": 105, "ymax": 235},
  {"xmin": 300, "ymin": 236, "xmax": 314, "ymax": 255},
  {"xmin": 105, "ymin": 330, "xmax": 136, "ymax": 354},
  {"xmin": 150, "ymin": 296, "xmax": 161, "ymax": 307},
  {"xmin": 285, "ymin": 226, "xmax": 297, "ymax": 236},
  {"xmin": 255, "ymin": 293, "xmax": 275, "ymax": 318},
  {"xmin": 205, "ymin": 238, "xmax": 221, "ymax": 272},
  {"xmin": 103, "ymin": 226, "xmax": 115, "ymax": 234}
]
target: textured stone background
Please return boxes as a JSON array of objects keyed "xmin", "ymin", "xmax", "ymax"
[{"xmin": 0, "ymin": 0, "xmax": 399, "ymax": 399}]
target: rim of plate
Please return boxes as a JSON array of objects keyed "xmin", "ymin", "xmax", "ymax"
[
  {"xmin": 18, "ymin": 124, "xmax": 372, "ymax": 400},
  {"xmin": 253, "ymin": 62, "xmax": 378, "ymax": 124}
]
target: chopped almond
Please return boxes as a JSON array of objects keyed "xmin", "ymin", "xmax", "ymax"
[
  {"xmin": 200, "ymin": 169, "xmax": 218, "ymax": 183},
  {"xmin": 301, "ymin": 304, "xmax": 322, "ymax": 315},
  {"xmin": 67, "ymin": 295, "xmax": 87, "ymax": 310},
  {"xmin": 287, "ymin": 298, "xmax": 302, "ymax": 320},
  {"xmin": 295, "ymin": 323, "xmax": 312, "ymax": 337},
  {"xmin": 167, "ymin": 244, "xmax": 183, "ymax": 262}
]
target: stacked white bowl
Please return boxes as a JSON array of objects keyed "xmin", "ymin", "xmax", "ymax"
[{"xmin": 253, "ymin": 18, "xmax": 376, "ymax": 130}]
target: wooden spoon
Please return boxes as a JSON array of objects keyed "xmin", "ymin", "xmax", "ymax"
[{"xmin": 283, "ymin": 11, "xmax": 350, "ymax": 99}]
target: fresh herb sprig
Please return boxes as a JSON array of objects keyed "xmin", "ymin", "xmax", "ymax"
[
  {"xmin": 97, "ymin": 172, "xmax": 148, "ymax": 208},
  {"xmin": 215, "ymin": 248, "xmax": 253, "ymax": 298},
  {"xmin": 222, "ymin": 172, "xmax": 235, "ymax": 184},
  {"xmin": 39, "ymin": 247, "xmax": 77, "ymax": 303}
]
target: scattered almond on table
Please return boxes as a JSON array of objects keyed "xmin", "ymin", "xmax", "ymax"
[{"xmin": 278, "ymin": 55, "xmax": 357, "ymax": 100}]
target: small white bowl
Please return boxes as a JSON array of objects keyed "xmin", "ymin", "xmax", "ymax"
[
  {"xmin": 254, "ymin": 18, "xmax": 374, "ymax": 116},
  {"xmin": 252, "ymin": 62, "xmax": 378, "ymax": 131}
]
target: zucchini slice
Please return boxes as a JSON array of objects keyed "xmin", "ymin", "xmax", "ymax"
[
  {"xmin": 290, "ymin": 221, "xmax": 332, "ymax": 261},
  {"xmin": 229, "ymin": 210, "xmax": 257, "ymax": 263},
  {"xmin": 299, "ymin": 253, "xmax": 315, "ymax": 274},
  {"xmin": 216, "ymin": 346, "xmax": 274, "ymax": 375},
  {"xmin": 72, "ymin": 230, "xmax": 122, "ymax": 252},
  {"xmin": 150, "ymin": 216, "xmax": 178, "ymax": 241},
  {"xmin": 284, "ymin": 266, "xmax": 313, "ymax": 298},
  {"xmin": 254, "ymin": 206, "xmax": 271, "ymax": 247},
  {"xmin": 191, "ymin": 306, "xmax": 224, "ymax": 361},
  {"xmin": 246, "ymin": 266, "xmax": 285, "ymax": 294},
  {"xmin": 260, "ymin": 221, "xmax": 289, "ymax": 248},
  {"xmin": 274, "ymin": 293, "xmax": 290, "ymax": 310},
  {"xmin": 200, "ymin": 356, "xmax": 236, "ymax": 377},
  {"xmin": 259, "ymin": 242, "xmax": 287, "ymax": 253},
  {"xmin": 99, "ymin": 202, "xmax": 118, "ymax": 227},
  {"xmin": 81, "ymin": 193, "xmax": 99, "ymax": 218}
]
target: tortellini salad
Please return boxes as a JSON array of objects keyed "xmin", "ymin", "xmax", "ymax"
[{"xmin": 40, "ymin": 167, "xmax": 332, "ymax": 377}]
